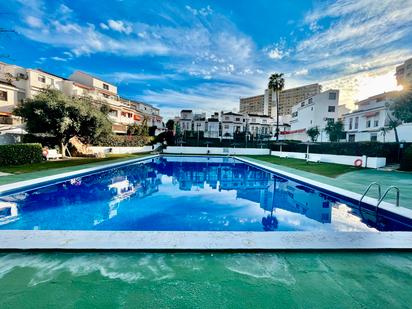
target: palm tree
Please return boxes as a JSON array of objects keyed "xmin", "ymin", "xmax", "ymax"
[{"xmin": 268, "ymin": 73, "xmax": 285, "ymax": 141}]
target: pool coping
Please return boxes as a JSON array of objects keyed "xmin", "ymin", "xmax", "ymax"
[{"xmin": 0, "ymin": 154, "xmax": 412, "ymax": 251}]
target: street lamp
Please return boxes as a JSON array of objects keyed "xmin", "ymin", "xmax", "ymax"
[{"xmin": 196, "ymin": 123, "xmax": 201, "ymax": 145}]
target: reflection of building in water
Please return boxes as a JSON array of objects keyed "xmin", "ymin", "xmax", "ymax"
[
  {"xmin": 168, "ymin": 160, "xmax": 332, "ymax": 224},
  {"xmin": 0, "ymin": 202, "xmax": 19, "ymax": 225}
]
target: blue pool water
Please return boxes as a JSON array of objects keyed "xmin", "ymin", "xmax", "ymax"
[{"xmin": 0, "ymin": 156, "xmax": 410, "ymax": 232}]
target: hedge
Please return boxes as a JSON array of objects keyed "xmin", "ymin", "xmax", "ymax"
[
  {"xmin": 400, "ymin": 146, "xmax": 412, "ymax": 171},
  {"xmin": 94, "ymin": 135, "xmax": 153, "ymax": 147},
  {"xmin": 0, "ymin": 143, "xmax": 43, "ymax": 166},
  {"xmin": 270, "ymin": 141, "xmax": 412, "ymax": 164}
]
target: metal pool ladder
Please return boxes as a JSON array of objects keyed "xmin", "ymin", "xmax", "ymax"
[
  {"xmin": 359, "ymin": 183, "xmax": 400, "ymax": 222},
  {"xmin": 359, "ymin": 182, "xmax": 382, "ymax": 206}
]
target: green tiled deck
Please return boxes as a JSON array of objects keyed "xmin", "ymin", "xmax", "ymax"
[
  {"xmin": 0, "ymin": 252, "xmax": 411, "ymax": 308},
  {"xmin": 243, "ymin": 157, "xmax": 412, "ymax": 209}
]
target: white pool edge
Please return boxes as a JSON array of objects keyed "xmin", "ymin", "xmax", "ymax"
[{"xmin": 0, "ymin": 231, "xmax": 412, "ymax": 250}]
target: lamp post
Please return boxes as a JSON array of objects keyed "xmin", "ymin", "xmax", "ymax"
[{"xmin": 196, "ymin": 123, "xmax": 201, "ymax": 146}]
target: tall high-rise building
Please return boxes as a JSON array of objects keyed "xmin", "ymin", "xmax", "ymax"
[
  {"xmin": 239, "ymin": 94, "xmax": 266, "ymax": 115},
  {"xmin": 239, "ymin": 83, "xmax": 322, "ymax": 118},
  {"xmin": 395, "ymin": 58, "xmax": 412, "ymax": 88},
  {"xmin": 272, "ymin": 83, "xmax": 322, "ymax": 117}
]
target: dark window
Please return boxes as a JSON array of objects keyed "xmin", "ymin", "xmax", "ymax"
[
  {"xmin": 328, "ymin": 106, "xmax": 335, "ymax": 112},
  {"xmin": 235, "ymin": 117, "xmax": 240, "ymax": 121},
  {"xmin": 103, "ymin": 93, "xmax": 109, "ymax": 98},
  {"xmin": 367, "ymin": 120, "xmax": 371, "ymax": 128},
  {"xmin": 374, "ymin": 120, "xmax": 379, "ymax": 127},
  {"xmin": 38, "ymin": 75, "xmax": 46, "ymax": 83},
  {"xmin": 328, "ymin": 92, "xmax": 337, "ymax": 100},
  {"xmin": 349, "ymin": 118, "xmax": 353, "ymax": 130},
  {"xmin": 0, "ymin": 90, "xmax": 7, "ymax": 101},
  {"xmin": 354, "ymin": 117, "xmax": 359, "ymax": 129},
  {"xmin": 371, "ymin": 134, "xmax": 377, "ymax": 142},
  {"xmin": 348, "ymin": 134, "xmax": 355, "ymax": 142},
  {"xmin": 103, "ymin": 83, "xmax": 109, "ymax": 90}
]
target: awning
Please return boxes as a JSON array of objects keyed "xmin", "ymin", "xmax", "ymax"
[
  {"xmin": 364, "ymin": 111, "xmax": 379, "ymax": 117},
  {"xmin": 280, "ymin": 128, "xmax": 306, "ymax": 135}
]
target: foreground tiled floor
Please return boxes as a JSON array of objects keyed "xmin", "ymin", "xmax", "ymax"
[{"xmin": 0, "ymin": 252, "xmax": 411, "ymax": 308}]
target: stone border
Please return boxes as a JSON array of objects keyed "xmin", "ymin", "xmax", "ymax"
[{"xmin": 0, "ymin": 231, "xmax": 411, "ymax": 250}]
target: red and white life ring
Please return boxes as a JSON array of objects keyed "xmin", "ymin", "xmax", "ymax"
[
  {"xmin": 42, "ymin": 149, "xmax": 49, "ymax": 157},
  {"xmin": 354, "ymin": 159, "xmax": 363, "ymax": 167}
]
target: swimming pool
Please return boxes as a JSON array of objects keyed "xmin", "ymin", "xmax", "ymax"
[
  {"xmin": 0, "ymin": 155, "xmax": 411, "ymax": 250},
  {"xmin": 0, "ymin": 155, "xmax": 411, "ymax": 232}
]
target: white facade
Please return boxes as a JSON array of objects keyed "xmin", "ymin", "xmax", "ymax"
[
  {"xmin": 221, "ymin": 112, "xmax": 247, "ymax": 137},
  {"xmin": 288, "ymin": 90, "xmax": 339, "ymax": 141},
  {"xmin": 0, "ymin": 61, "xmax": 163, "ymax": 134},
  {"xmin": 343, "ymin": 91, "xmax": 412, "ymax": 142},
  {"xmin": 247, "ymin": 114, "xmax": 273, "ymax": 137}
]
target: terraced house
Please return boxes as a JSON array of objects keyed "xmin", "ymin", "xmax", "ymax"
[{"xmin": 0, "ymin": 61, "xmax": 163, "ymax": 135}]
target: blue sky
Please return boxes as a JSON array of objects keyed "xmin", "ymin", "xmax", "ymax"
[{"xmin": 1, "ymin": 0, "xmax": 412, "ymax": 118}]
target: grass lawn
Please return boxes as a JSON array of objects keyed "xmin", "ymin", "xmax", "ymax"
[
  {"xmin": 0, "ymin": 153, "xmax": 148, "ymax": 175},
  {"xmin": 244, "ymin": 155, "xmax": 358, "ymax": 178}
]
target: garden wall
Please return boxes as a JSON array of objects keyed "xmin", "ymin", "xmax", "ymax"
[
  {"xmin": 163, "ymin": 146, "xmax": 270, "ymax": 155},
  {"xmin": 90, "ymin": 144, "xmax": 159, "ymax": 154},
  {"xmin": 271, "ymin": 151, "xmax": 386, "ymax": 168}
]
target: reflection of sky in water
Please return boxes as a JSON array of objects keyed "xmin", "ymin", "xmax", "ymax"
[{"xmin": 0, "ymin": 156, "xmax": 402, "ymax": 232}]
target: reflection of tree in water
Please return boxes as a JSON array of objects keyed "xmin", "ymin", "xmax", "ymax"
[{"xmin": 261, "ymin": 175, "xmax": 286, "ymax": 231}]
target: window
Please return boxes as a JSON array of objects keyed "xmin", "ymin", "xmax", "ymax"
[
  {"xmin": 225, "ymin": 116, "xmax": 229, "ymax": 120},
  {"xmin": 308, "ymin": 98, "xmax": 313, "ymax": 104},
  {"xmin": 109, "ymin": 110, "xmax": 118, "ymax": 117},
  {"xmin": 292, "ymin": 111, "xmax": 298, "ymax": 117},
  {"xmin": 325, "ymin": 118, "xmax": 334, "ymax": 123},
  {"xmin": 103, "ymin": 93, "xmax": 109, "ymax": 98},
  {"xmin": 328, "ymin": 92, "xmax": 337, "ymax": 100},
  {"xmin": 355, "ymin": 117, "xmax": 359, "ymax": 129},
  {"xmin": 224, "ymin": 125, "xmax": 229, "ymax": 129},
  {"xmin": 349, "ymin": 118, "xmax": 353, "ymax": 130},
  {"xmin": 348, "ymin": 134, "xmax": 355, "ymax": 142},
  {"xmin": 301, "ymin": 102, "xmax": 305, "ymax": 107},
  {"xmin": 374, "ymin": 120, "xmax": 379, "ymax": 127},
  {"xmin": 38, "ymin": 75, "xmax": 45, "ymax": 83},
  {"xmin": 103, "ymin": 83, "xmax": 109, "ymax": 90},
  {"xmin": 311, "ymin": 107, "xmax": 313, "ymax": 111},
  {"xmin": 328, "ymin": 106, "xmax": 335, "ymax": 112},
  {"xmin": 235, "ymin": 117, "xmax": 240, "ymax": 121},
  {"xmin": 370, "ymin": 133, "xmax": 377, "ymax": 142},
  {"xmin": 0, "ymin": 90, "xmax": 7, "ymax": 101},
  {"xmin": 367, "ymin": 120, "xmax": 371, "ymax": 128}
]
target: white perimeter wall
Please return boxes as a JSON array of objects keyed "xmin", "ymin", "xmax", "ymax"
[
  {"xmin": 271, "ymin": 151, "xmax": 386, "ymax": 168},
  {"xmin": 164, "ymin": 146, "xmax": 270, "ymax": 155},
  {"xmin": 90, "ymin": 145, "xmax": 158, "ymax": 154}
]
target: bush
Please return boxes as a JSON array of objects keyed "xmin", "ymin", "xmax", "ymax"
[
  {"xmin": 270, "ymin": 141, "xmax": 411, "ymax": 163},
  {"xmin": 0, "ymin": 143, "xmax": 43, "ymax": 166},
  {"xmin": 94, "ymin": 135, "xmax": 153, "ymax": 147},
  {"xmin": 400, "ymin": 146, "xmax": 412, "ymax": 171}
]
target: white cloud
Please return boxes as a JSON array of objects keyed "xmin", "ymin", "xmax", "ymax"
[
  {"xmin": 51, "ymin": 56, "xmax": 67, "ymax": 62},
  {"xmin": 106, "ymin": 19, "xmax": 133, "ymax": 34},
  {"xmin": 99, "ymin": 22, "xmax": 109, "ymax": 30},
  {"xmin": 185, "ymin": 5, "xmax": 213, "ymax": 17},
  {"xmin": 294, "ymin": 69, "xmax": 308, "ymax": 76},
  {"xmin": 25, "ymin": 16, "xmax": 44, "ymax": 28},
  {"xmin": 267, "ymin": 48, "xmax": 286, "ymax": 60}
]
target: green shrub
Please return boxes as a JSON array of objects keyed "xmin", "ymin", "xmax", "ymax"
[
  {"xmin": 94, "ymin": 135, "xmax": 153, "ymax": 147},
  {"xmin": 0, "ymin": 143, "xmax": 43, "ymax": 166},
  {"xmin": 400, "ymin": 146, "xmax": 412, "ymax": 171}
]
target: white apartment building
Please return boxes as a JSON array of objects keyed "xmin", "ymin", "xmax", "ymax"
[
  {"xmin": 0, "ymin": 61, "xmax": 163, "ymax": 135},
  {"xmin": 343, "ymin": 91, "xmax": 412, "ymax": 142},
  {"xmin": 247, "ymin": 114, "xmax": 273, "ymax": 137},
  {"xmin": 395, "ymin": 58, "xmax": 412, "ymax": 88},
  {"xmin": 221, "ymin": 112, "xmax": 247, "ymax": 138},
  {"xmin": 287, "ymin": 90, "xmax": 340, "ymax": 141}
]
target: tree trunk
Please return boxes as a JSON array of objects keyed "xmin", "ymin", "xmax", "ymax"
[
  {"xmin": 394, "ymin": 127, "xmax": 399, "ymax": 143},
  {"xmin": 276, "ymin": 90, "xmax": 280, "ymax": 142},
  {"xmin": 61, "ymin": 142, "xmax": 67, "ymax": 158}
]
